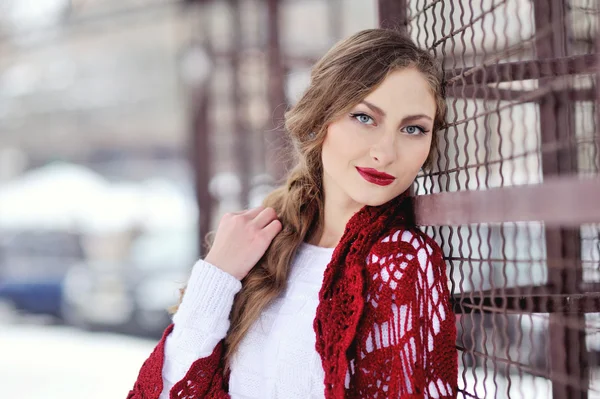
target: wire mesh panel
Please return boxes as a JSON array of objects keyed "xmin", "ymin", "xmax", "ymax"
[{"xmin": 378, "ymin": 0, "xmax": 600, "ymax": 398}]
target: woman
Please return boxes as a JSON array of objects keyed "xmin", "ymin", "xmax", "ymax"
[{"xmin": 128, "ymin": 28, "xmax": 457, "ymax": 399}]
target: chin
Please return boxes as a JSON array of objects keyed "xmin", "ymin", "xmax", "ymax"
[{"xmin": 350, "ymin": 192, "xmax": 398, "ymax": 208}]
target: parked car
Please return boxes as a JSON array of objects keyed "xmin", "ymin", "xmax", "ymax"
[
  {"xmin": 62, "ymin": 229, "xmax": 198, "ymax": 337},
  {"xmin": 0, "ymin": 230, "xmax": 85, "ymax": 320},
  {"xmin": 127, "ymin": 229, "xmax": 198, "ymax": 336},
  {"xmin": 61, "ymin": 259, "xmax": 135, "ymax": 331}
]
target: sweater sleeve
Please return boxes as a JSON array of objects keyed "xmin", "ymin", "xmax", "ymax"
[
  {"xmin": 127, "ymin": 260, "xmax": 241, "ymax": 399},
  {"xmin": 352, "ymin": 229, "xmax": 457, "ymax": 398}
]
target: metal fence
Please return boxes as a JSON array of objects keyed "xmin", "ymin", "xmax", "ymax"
[{"xmin": 378, "ymin": 0, "xmax": 600, "ymax": 397}]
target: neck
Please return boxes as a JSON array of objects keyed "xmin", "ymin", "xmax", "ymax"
[{"xmin": 311, "ymin": 177, "xmax": 364, "ymax": 248}]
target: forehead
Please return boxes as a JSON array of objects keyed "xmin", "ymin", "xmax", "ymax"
[{"xmin": 362, "ymin": 68, "xmax": 437, "ymax": 118}]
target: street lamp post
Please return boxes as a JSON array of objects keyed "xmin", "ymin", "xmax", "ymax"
[{"xmin": 179, "ymin": 42, "xmax": 213, "ymax": 257}]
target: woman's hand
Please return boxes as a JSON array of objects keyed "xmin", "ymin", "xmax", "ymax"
[{"xmin": 204, "ymin": 206, "xmax": 282, "ymax": 280}]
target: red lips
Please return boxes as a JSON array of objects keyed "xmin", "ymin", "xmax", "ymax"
[{"xmin": 355, "ymin": 167, "xmax": 396, "ymax": 186}]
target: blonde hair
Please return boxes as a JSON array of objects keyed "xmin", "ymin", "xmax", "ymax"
[{"xmin": 177, "ymin": 28, "xmax": 446, "ymax": 365}]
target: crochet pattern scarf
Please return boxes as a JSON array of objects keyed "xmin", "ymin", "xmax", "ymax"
[
  {"xmin": 127, "ymin": 192, "xmax": 457, "ymax": 398},
  {"xmin": 314, "ymin": 191, "xmax": 416, "ymax": 397}
]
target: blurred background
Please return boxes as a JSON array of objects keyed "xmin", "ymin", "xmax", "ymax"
[
  {"xmin": 0, "ymin": 0, "xmax": 376, "ymax": 397},
  {"xmin": 1, "ymin": 0, "xmax": 599, "ymax": 398}
]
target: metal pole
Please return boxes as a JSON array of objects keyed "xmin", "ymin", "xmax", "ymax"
[
  {"xmin": 377, "ymin": 0, "xmax": 408, "ymax": 32},
  {"xmin": 533, "ymin": 0, "xmax": 587, "ymax": 397},
  {"xmin": 265, "ymin": 0, "xmax": 290, "ymax": 183},
  {"xmin": 596, "ymin": 6, "xmax": 600, "ymax": 173},
  {"xmin": 191, "ymin": 77, "xmax": 212, "ymax": 257},
  {"xmin": 230, "ymin": 0, "xmax": 251, "ymax": 208},
  {"xmin": 190, "ymin": 4, "xmax": 214, "ymax": 258}
]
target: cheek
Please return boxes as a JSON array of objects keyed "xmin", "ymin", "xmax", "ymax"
[
  {"xmin": 415, "ymin": 135, "xmax": 433, "ymax": 161},
  {"xmin": 417, "ymin": 142, "xmax": 432, "ymax": 165},
  {"xmin": 322, "ymin": 122, "xmax": 352, "ymax": 170},
  {"xmin": 400, "ymin": 138, "xmax": 432, "ymax": 172},
  {"xmin": 321, "ymin": 133, "xmax": 338, "ymax": 176},
  {"xmin": 325, "ymin": 121, "xmax": 368, "ymax": 159}
]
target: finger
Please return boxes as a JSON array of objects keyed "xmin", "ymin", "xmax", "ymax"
[
  {"xmin": 252, "ymin": 207, "xmax": 278, "ymax": 229},
  {"xmin": 261, "ymin": 219, "xmax": 282, "ymax": 239},
  {"xmin": 241, "ymin": 206, "xmax": 265, "ymax": 219}
]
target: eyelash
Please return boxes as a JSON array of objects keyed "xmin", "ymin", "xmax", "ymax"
[
  {"xmin": 350, "ymin": 112, "xmax": 375, "ymax": 126},
  {"xmin": 349, "ymin": 112, "xmax": 429, "ymax": 136},
  {"xmin": 404, "ymin": 125, "xmax": 428, "ymax": 136}
]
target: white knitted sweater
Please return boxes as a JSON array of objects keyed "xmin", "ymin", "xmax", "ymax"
[{"xmin": 159, "ymin": 242, "xmax": 335, "ymax": 399}]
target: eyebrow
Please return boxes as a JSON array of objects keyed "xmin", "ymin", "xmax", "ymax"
[
  {"xmin": 359, "ymin": 100, "xmax": 433, "ymax": 125},
  {"xmin": 360, "ymin": 100, "xmax": 386, "ymax": 116}
]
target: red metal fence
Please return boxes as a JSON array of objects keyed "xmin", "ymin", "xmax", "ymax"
[{"xmin": 378, "ymin": 0, "xmax": 600, "ymax": 397}]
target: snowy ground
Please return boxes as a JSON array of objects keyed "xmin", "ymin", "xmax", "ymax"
[
  {"xmin": 0, "ymin": 322, "xmax": 156, "ymax": 399},
  {"xmin": 2, "ymin": 321, "xmax": 599, "ymax": 399}
]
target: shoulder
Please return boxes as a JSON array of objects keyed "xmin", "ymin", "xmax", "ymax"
[
  {"xmin": 366, "ymin": 225, "xmax": 446, "ymax": 279},
  {"xmin": 367, "ymin": 225, "xmax": 442, "ymax": 262}
]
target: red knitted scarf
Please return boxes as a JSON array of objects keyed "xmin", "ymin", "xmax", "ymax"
[
  {"xmin": 127, "ymin": 192, "xmax": 457, "ymax": 399},
  {"xmin": 314, "ymin": 191, "xmax": 415, "ymax": 397}
]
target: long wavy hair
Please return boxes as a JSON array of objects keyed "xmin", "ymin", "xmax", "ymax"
[{"xmin": 177, "ymin": 28, "xmax": 446, "ymax": 365}]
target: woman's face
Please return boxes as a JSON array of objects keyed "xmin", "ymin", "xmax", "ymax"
[{"xmin": 321, "ymin": 67, "xmax": 436, "ymax": 208}]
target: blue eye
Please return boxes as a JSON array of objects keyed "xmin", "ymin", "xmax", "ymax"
[
  {"xmin": 403, "ymin": 125, "xmax": 427, "ymax": 135},
  {"xmin": 350, "ymin": 113, "xmax": 375, "ymax": 125}
]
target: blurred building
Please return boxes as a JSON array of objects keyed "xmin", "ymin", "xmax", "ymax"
[
  {"xmin": 0, "ymin": 0, "xmax": 378, "ymax": 185},
  {"xmin": 0, "ymin": 0, "xmax": 190, "ymax": 181}
]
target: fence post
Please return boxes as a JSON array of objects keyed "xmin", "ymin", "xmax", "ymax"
[
  {"xmin": 596, "ymin": 6, "xmax": 600, "ymax": 173},
  {"xmin": 229, "ymin": 0, "xmax": 251, "ymax": 208},
  {"xmin": 190, "ymin": 64, "xmax": 213, "ymax": 258},
  {"xmin": 265, "ymin": 0, "xmax": 290, "ymax": 183},
  {"xmin": 532, "ymin": 0, "xmax": 588, "ymax": 397},
  {"xmin": 377, "ymin": 0, "xmax": 408, "ymax": 32}
]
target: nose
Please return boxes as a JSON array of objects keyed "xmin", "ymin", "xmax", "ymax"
[{"xmin": 370, "ymin": 133, "xmax": 397, "ymax": 166}]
